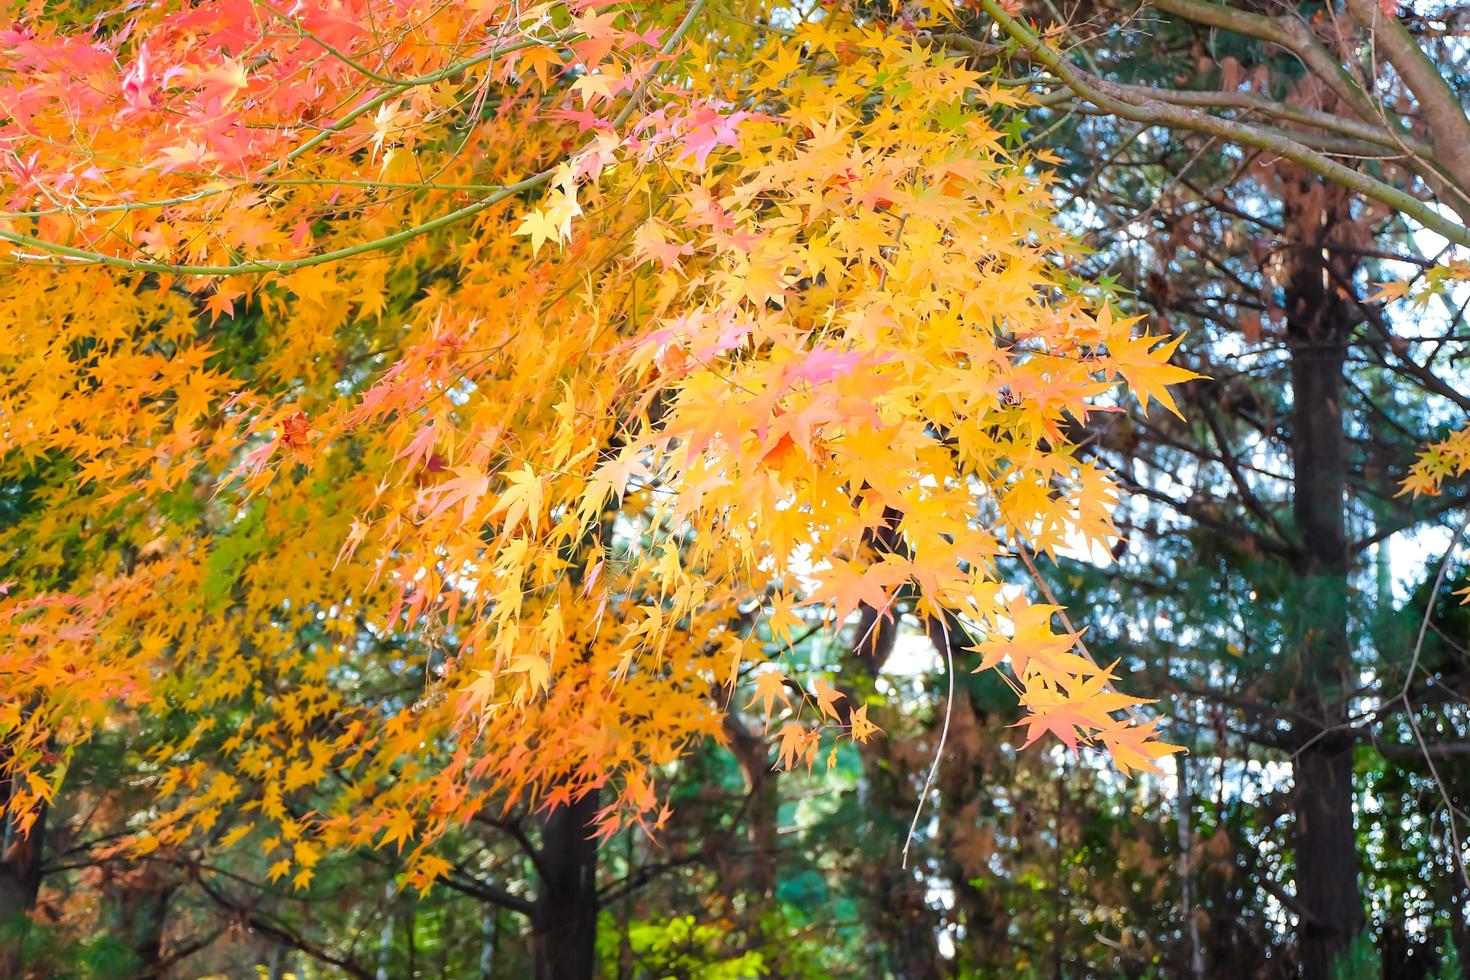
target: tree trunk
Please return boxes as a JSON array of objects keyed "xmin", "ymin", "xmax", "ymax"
[
  {"xmin": 531, "ymin": 790, "xmax": 600, "ymax": 980},
  {"xmin": 0, "ymin": 797, "xmax": 45, "ymax": 976},
  {"xmin": 723, "ymin": 714, "xmax": 779, "ymax": 900},
  {"xmin": 101, "ymin": 862, "xmax": 174, "ymax": 976},
  {"xmin": 375, "ymin": 879, "xmax": 397, "ymax": 980},
  {"xmin": 1178, "ymin": 752, "xmax": 1205, "ymax": 979},
  {"xmin": 1292, "ymin": 741, "xmax": 1362, "ymax": 977},
  {"xmin": 1284, "ymin": 191, "xmax": 1365, "ymax": 979},
  {"xmin": 837, "ymin": 599, "xmax": 943, "ymax": 980}
]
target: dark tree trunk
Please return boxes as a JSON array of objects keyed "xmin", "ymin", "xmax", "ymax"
[
  {"xmin": 835, "ymin": 594, "xmax": 944, "ymax": 980},
  {"xmin": 105, "ymin": 875, "xmax": 173, "ymax": 976},
  {"xmin": 723, "ymin": 714, "xmax": 779, "ymax": 900},
  {"xmin": 1284, "ymin": 193, "xmax": 1365, "ymax": 979},
  {"xmin": 1292, "ymin": 741, "xmax": 1362, "ymax": 977},
  {"xmin": 531, "ymin": 790, "xmax": 600, "ymax": 980},
  {"xmin": 0, "ymin": 796, "xmax": 45, "ymax": 976}
]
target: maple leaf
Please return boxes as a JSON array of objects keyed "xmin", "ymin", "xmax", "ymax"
[
  {"xmin": 806, "ymin": 557, "xmax": 912, "ymax": 626},
  {"xmin": 217, "ymin": 824, "xmax": 253, "ymax": 849},
  {"xmin": 848, "ymin": 704, "xmax": 881, "ymax": 742},
  {"xmin": 1096, "ymin": 720, "xmax": 1186, "ymax": 777},
  {"xmin": 1013, "ymin": 686, "xmax": 1087, "ymax": 754},
  {"xmin": 634, "ymin": 220, "xmax": 696, "ymax": 271},
  {"xmin": 745, "ymin": 670, "xmax": 791, "ymax": 728},
  {"xmin": 156, "ymin": 140, "xmax": 216, "ymax": 172},
  {"xmin": 173, "ymin": 369, "xmax": 219, "ymax": 421},
  {"xmin": 507, "ymin": 654, "xmax": 551, "ymax": 696},
  {"xmin": 764, "ymin": 591, "xmax": 806, "ymax": 648},
  {"xmin": 193, "ymin": 60, "xmax": 248, "ymax": 108},
  {"xmin": 773, "ymin": 722, "xmax": 817, "ymax": 772},
  {"xmin": 279, "ymin": 411, "xmax": 312, "ymax": 457},
  {"xmin": 1401, "ymin": 426, "xmax": 1470, "ymax": 497},
  {"xmin": 784, "ymin": 347, "xmax": 877, "ymax": 388},
  {"xmin": 293, "ymin": 840, "xmax": 320, "ymax": 870},
  {"xmin": 1107, "ymin": 330, "xmax": 1202, "ymax": 419},
  {"xmin": 1014, "ymin": 659, "xmax": 1149, "ymax": 756},
  {"xmin": 548, "ymin": 107, "xmax": 610, "ymax": 133},
  {"xmin": 570, "ymin": 9, "xmax": 621, "ymax": 66},
  {"xmin": 490, "ymin": 465, "xmax": 544, "ymax": 532},
  {"xmin": 810, "ymin": 677, "xmax": 845, "ymax": 721},
  {"xmin": 424, "ymin": 466, "xmax": 492, "ymax": 523},
  {"xmin": 232, "ymin": 440, "xmax": 277, "ymax": 489},
  {"xmin": 970, "ymin": 600, "xmax": 1090, "ymax": 682},
  {"xmin": 377, "ymin": 808, "xmax": 416, "ymax": 852},
  {"xmin": 203, "ymin": 289, "xmax": 239, "ymax": 323},
  {"xmin": 407, "ymin": 853, "xmax": 453, "ymax": 896},
  {"xmin": 675, "ymin": 105, "xmax": 756, "ymax": 169},
  {"xmin": 395, "ymin": 423, "xmax": 438, "ymax": 473},
  {"xmin": 514, "ymin": 209, "xmax": 559, "ymax": 256},
  {"xmin": 510, "ymin": 46, "xmax": 564, "ymax": 90}
]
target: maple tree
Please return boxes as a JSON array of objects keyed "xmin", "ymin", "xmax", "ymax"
[
  {"xmin": 0, "ymin": 0, "xmax": 1212, "ymax": 972},
  {"xmin": 0, "ymin": 0, "xmax": 1466, "ymax": 974}
]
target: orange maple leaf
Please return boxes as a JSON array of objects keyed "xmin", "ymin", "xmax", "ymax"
[{"xmin": 745, "ymin": 670, "xmax": 791, "ymax": 728}]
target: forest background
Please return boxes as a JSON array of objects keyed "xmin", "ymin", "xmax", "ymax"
[{"xmin": 1, "ymin": 0, "xmax": 1469, "ymax": 978}]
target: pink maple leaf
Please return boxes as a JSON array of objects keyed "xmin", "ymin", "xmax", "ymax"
[{"xmin": 678, "ymin": 105, "xmax": 753, "ymax": 169}]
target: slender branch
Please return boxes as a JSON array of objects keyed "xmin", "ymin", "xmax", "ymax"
[
  {"xmin": 193, "ymin": 869, "xmax": 375, "ymax": 979},
  {"xmin": 0, "ymin": 35, "xmax": 559, "ymax": 224},
  {"xmin": 975, "ymin": 0, "xmax": 1470, "ymax": 247},
  {"xmin": 1113, "ymin": 467, "xmax": 1297, "ymax": 559},
  {"xmin": 1099, "ymin": 84, "xmax": 1433, "ymax": 157},
  {"xmin": 441, "ymin": 865, "xmax": 537, "ymax": 917},
  {"xmin": 1199, "ymin": 401, "xmax": 1295, "ymax": 546},
  {"xmin": 1335, "ymin": 267, "xmax": 1470, "ymax": 413},
  {"xmin": 0, "ymin": 169, "xmax": 556, "ymax": 276},
  {"xmin": 472, "ymin": 812, "xmax": 548, "ymax": 878},
  {"xmin": 1375, "ymin": 742, "xmax": 1470, "ymax": 759},
  {"xmin": 1151, "ymin": 0, "xmax": 1470, "ymax": 221},
  {"xmin": 1148, "ymin": 0, "xmax": 1390, "ymax": 133},
  {"xmin": 0, "ymin": 0, "xmax": 711, "ymax": 274},
  {"xmin": 1342, "ymin": 0, "xmax": 1470, "ymax": 195},
  {"xmin": 1400, "ymin": 509, "xmax": 1470, "ymax": 700},
  {"xmin": 1349, "ymin": 490, "xmax": 1470, "ymax": 554},
  {"xmin": 156, "ymin": 927, "xmax": 226, "ymax": 972}
]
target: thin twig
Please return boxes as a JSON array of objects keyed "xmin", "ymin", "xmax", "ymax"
[{"xmin": 902, "ymin": 612, "xmax": 954, "ymax": 870}]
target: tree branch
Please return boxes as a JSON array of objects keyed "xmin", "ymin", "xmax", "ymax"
[{"xmin": 975, "ymin": 0, "xmax": 1470, "ymax": 245}]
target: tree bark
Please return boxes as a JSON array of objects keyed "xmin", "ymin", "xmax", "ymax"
[
  {"xmin": 531, "ymin": 790, "xmax": 600, "ymax": 980},
  {"xmin": 1291, "ymin": 741, "xmax": 1362, "ymax": 977},
  {"xmin": 1284, "ymin": 188, "xmax": 1365, "ymax": 979},
  {"xmin": 0, "ymin": 791, "xmax": 45, "ymax": 976},
  {"xmin": 1178, "ymin": 752, "xmax": 1206, "ymax": 979},
  {"xmin": 722, "ymin": 713, "xmax": 779, "ymax": 900},
  {"xmin": 839, "ymin": 597, "xmax": 944, "ymax": 980}
]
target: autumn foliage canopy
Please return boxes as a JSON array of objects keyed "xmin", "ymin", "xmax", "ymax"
[{"xmin": 0, "ymin": 0, "xmax": 1198, "ymax": 891}]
